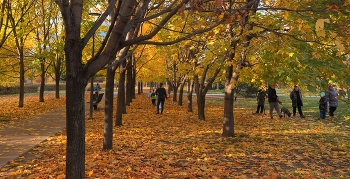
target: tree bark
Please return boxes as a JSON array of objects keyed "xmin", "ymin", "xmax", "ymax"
[
  {"xmin": 54, "ymin": 56, "xmax": 62, "ymax": 99},
  {"xmin": 126, "ymin": 57, "xmax": 133, "ymax": 105},
  {"xmin": 132, "ymin": 61, "xmax": 136, "ymax": 99},
  {"xmin": 137, "ymin": 81, "xmax": 141, "ymax": 94},
  {"xmin": 18, "ymin": 51, "xmax": 24, "ymax": 107},
  {"xmin": 116, "ymin": 60, "xmax": 126, "ymax": 126},
  {"xmin": 222, "ymin": 65, "xmax": 235, "ymax": 137},
  {"xmin": 194, "ymin": 65, "xmax": 221, "ymax": 120},
  {"xmin": 197, "ymin": 94, "xmax": 206, "ymax": 120},
  {"xmin": 173, "ymin": 85, "xmax": 178, "ymax": 102},
  {"xmin": 178, "ymin": 81, "xmax": 185, "ymax": 106},
  {"xmin": 187, "ymin": 79, "xmax": 194, "ymax": 112},
  {"xmin": 65, "ymin": 71, "xmax": 86, "ymax": 179},
  {"xmin": 103, "ymin": 64, "xmax": 116, "ymax": 150},
  {"xmin": 39, "ymin": 62, "xmax": 45, "ymax": 102}
]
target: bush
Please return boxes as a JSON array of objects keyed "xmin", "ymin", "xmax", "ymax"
[
  {"xmin": 0, "ymin": 85, "xmax": 38, "ymax": 95},
  {"xmin": 234, "ymin": 83, "xmax": 258, "ymax": 98},
  {"xmin": 0, "ymin": 84, "xmax": 66, "ymax": 95}
]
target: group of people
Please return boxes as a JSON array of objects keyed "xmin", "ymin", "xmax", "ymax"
[
  {"xmin": 256, "ymin": 84, "xmax": 339, "ymax": 120},
  {"xmin": 148, "ymin": 83, "xmax": 167, "ymax": 114}
]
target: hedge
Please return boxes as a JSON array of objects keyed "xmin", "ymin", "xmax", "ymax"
[{"xmin": 0, "ymin": 84, "xmax": 66, "ymax": 95}]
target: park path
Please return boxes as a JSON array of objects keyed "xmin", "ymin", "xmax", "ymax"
[
  {"xmin": 0, "ymin": 102, "xmax": 98, "ymax": 169},
  {"xmin": 0, "ymin": 106, "xmax": 67, "ymax": 168}
]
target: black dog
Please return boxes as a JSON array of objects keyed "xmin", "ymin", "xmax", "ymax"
[{"xmin": 281, "ymin": 107, "xmax": 291, "ymax": 118}]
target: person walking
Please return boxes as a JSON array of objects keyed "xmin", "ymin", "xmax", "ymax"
[
  {"xmin": 151, "ymin": 90, "xmax": 156, "ymax": 106},
  {"xmin": 289, "ymin": 85, "xmax": 305, "ymax": 118},
  {"xmin": 255, "ymin": 88, "xmax": 267, "ymax": 115},
  {"xmin": 268, "ymin": 84, "xmax": 282, "ymax": 119},
  {"xmin": 326, "ymin": 84, "xmax": 338, "ymax": 118},
  {"xmin": 318, "ymin": 91, "xmax": 328, "ymax": 120},
  {"xmin": 147, "ymin": 90, "xmax": 152, "ymax": 98},
  {"xmin": 94, "ymin": 83, "xmax": 101, "ymax": 96},
  {"xmin": 155, "ymin": 83, "xmax": 167, "ymax": 114}
]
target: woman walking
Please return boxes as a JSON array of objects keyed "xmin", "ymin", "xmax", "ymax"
[{"xmin": 326, "ymin": 84, "xmax": 338, "ymax": 118}]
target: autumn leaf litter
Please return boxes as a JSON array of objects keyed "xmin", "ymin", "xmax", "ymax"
[{"xmin": 0, "ymin": 94, "xmax": 349, "ymax": 178}]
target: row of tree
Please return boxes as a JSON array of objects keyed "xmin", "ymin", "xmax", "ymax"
[{"xmin": 1, "ymin": 0, "xmax": 350, "ymax": 178}]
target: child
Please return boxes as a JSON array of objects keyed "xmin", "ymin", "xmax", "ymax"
[
  {"xmin": 318, "ymin": 92, "xmax": 328, "ymax": 119},
  {"xmin": 151, "ymin": 90, "xmax": 156, "ymax": 106}
]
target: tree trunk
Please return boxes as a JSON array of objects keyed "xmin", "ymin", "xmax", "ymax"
[
  {"xmin": 168, "ymin": 82, "xmax": 172, "ymax": 97},
  {"xmin": 187, "ymin": 80, "xmax": 194, "ymax": 112},
  {"xmin": 197, "ymin": 94, "xmax": 206, "ymax": 120},
  {"xmin": 173, "ymin": 86, "xmax": 178, "ymax": 102},
  {"xmin": 172, "ymin": 61, "xmax": 177, "ymax": 101},
  {"xmin": 116, "ymin": 60, "xmax": 126, "ymax": 126},
  {"xmin": 138, "ymin": 81, "xmax": 141, "ymax": 94},
  {"xmin": 103, "ymin": 65, "xmax": 115, "ymax": 150},
  {"xmin": 126, "ymin": 57, "xmax": 132, "ymax": 105},
  {"xmin": 222, "ymin": 65, "xmax": 235, "ymax": 137},
  {"xmin": 54, "ymin": 56, "xmax": 62, "ymax": 99},
  {"xmin": 132, "ymin": 62, "xmax": 136, "ymax": 99},
  {"xmin": 39, "ymin": 62, "xmax": 45, "ymax": 102},
  {"xmin": 141, "ymin": 81, "xmax": 143, "ymax": 93},
  {"xmin": 18, "ymin": 49, "xmax": 25, "ymax": 107},
  {"xmin": 55, "ymin": 69, "xmax": 60, "ymax": 99},
  {"xmin": 66, "ymin": 73, "xmax": 86, "ymax": 179},
  {"xmin": 178, "ymin": 82, "xmax": 185, "ymax": 106}
]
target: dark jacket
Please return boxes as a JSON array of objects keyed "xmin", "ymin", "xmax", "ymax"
[
  {"xmin": 268, "ymin": 87, "xmax": 278, "ymax": 103},
  {"xmin": 319, "ymin": 97, "xmax": 328, "ymax": 113},
  {"xmin": 290, "ymin": 90, "xmax": 303, "ymax": 107},
  {"xmin": 257, "ymin": 90, "xmax": 267, "ymax": 105},
  {"xmin": 155, "ymin": 87, "xmax": 167, "ymax": 100},
  {"xmin": 326, "ymin": 89, "xmax": 338, "ymax": 107}
]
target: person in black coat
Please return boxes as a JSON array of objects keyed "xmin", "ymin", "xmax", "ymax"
[
  {"xmin": 155, "ymin": 83, "xmax": 167, "ymax": 114},
  {"xmin": 289, "ymin": 85, "xmax": 305, "ymax": 118},
  {"xmin": 318, "ymin": 92, "xmax": 328, "ymax": 119},
  {"xmin": 268, "ymin": 84, "xmax": 282, "ymax": 119},
  {"xmin": 255, "ymin": 88, "xmax": 267, "ymax": 114}
]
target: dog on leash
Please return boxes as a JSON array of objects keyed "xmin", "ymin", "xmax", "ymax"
[{"xmin": 281, "ymin": 107, "xmax": 291, "ymax": 118}]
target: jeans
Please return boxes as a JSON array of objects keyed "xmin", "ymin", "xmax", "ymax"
[
  {"xmin": 157, "ymin": 99, "xmax": 165, "ymax": 113},
  {"xmin": 319, "ymin": 112, "xmax": 326, "ymax": 119}
]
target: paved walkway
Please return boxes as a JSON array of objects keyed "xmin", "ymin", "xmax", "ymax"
[
  {"xmin": 0, "ymin": 106, "xmax": 68, "ymax": 168},
  {"xmin": 0, "ymin": 102, "xmax": 97, "ymax": 169}
]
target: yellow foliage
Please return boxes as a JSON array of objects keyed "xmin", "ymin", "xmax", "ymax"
[{"xmin": 316, "ymin": 19, "xmax": 330, "ymax": 38}]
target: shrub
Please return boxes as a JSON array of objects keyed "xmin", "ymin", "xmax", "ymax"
[{"xmin": 0, "ymin": 84, "xmax": 66, "ymax": 95}]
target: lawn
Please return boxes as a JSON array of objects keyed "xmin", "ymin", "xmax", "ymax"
[{"xmin": 0, "ymin": 92, "xmax": 349, "ymax": 178}]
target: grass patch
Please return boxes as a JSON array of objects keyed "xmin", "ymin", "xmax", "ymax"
[{"xmin": 0, "ymin": 117, "xmax": 11, "ymax": 121}]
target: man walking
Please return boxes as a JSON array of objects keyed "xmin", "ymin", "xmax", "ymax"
[
  {"xmin": 268, "ymin": 84, "xmax": 282, "ymax": 119},
  {"xmin": 155, "ymin": 83, "xmax": 167, "ymax": 114}
]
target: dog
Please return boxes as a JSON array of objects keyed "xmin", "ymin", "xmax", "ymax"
[{"xmin": 280, "ymin": 107, "xmax": 291, "ymax": 118}]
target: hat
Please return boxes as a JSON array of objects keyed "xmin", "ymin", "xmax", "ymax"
[
  {"xmin": 320, "ymin": 92, "xmax": 325, "ymax": 97},
  {"xmin": 294, "ymin": 85, "xmax": 298, "ymax": 87}
]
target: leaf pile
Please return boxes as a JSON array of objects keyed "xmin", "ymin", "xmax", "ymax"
[{"xmin": 1, "ymin": 94, "xmax": 349, "ymax": 178}]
